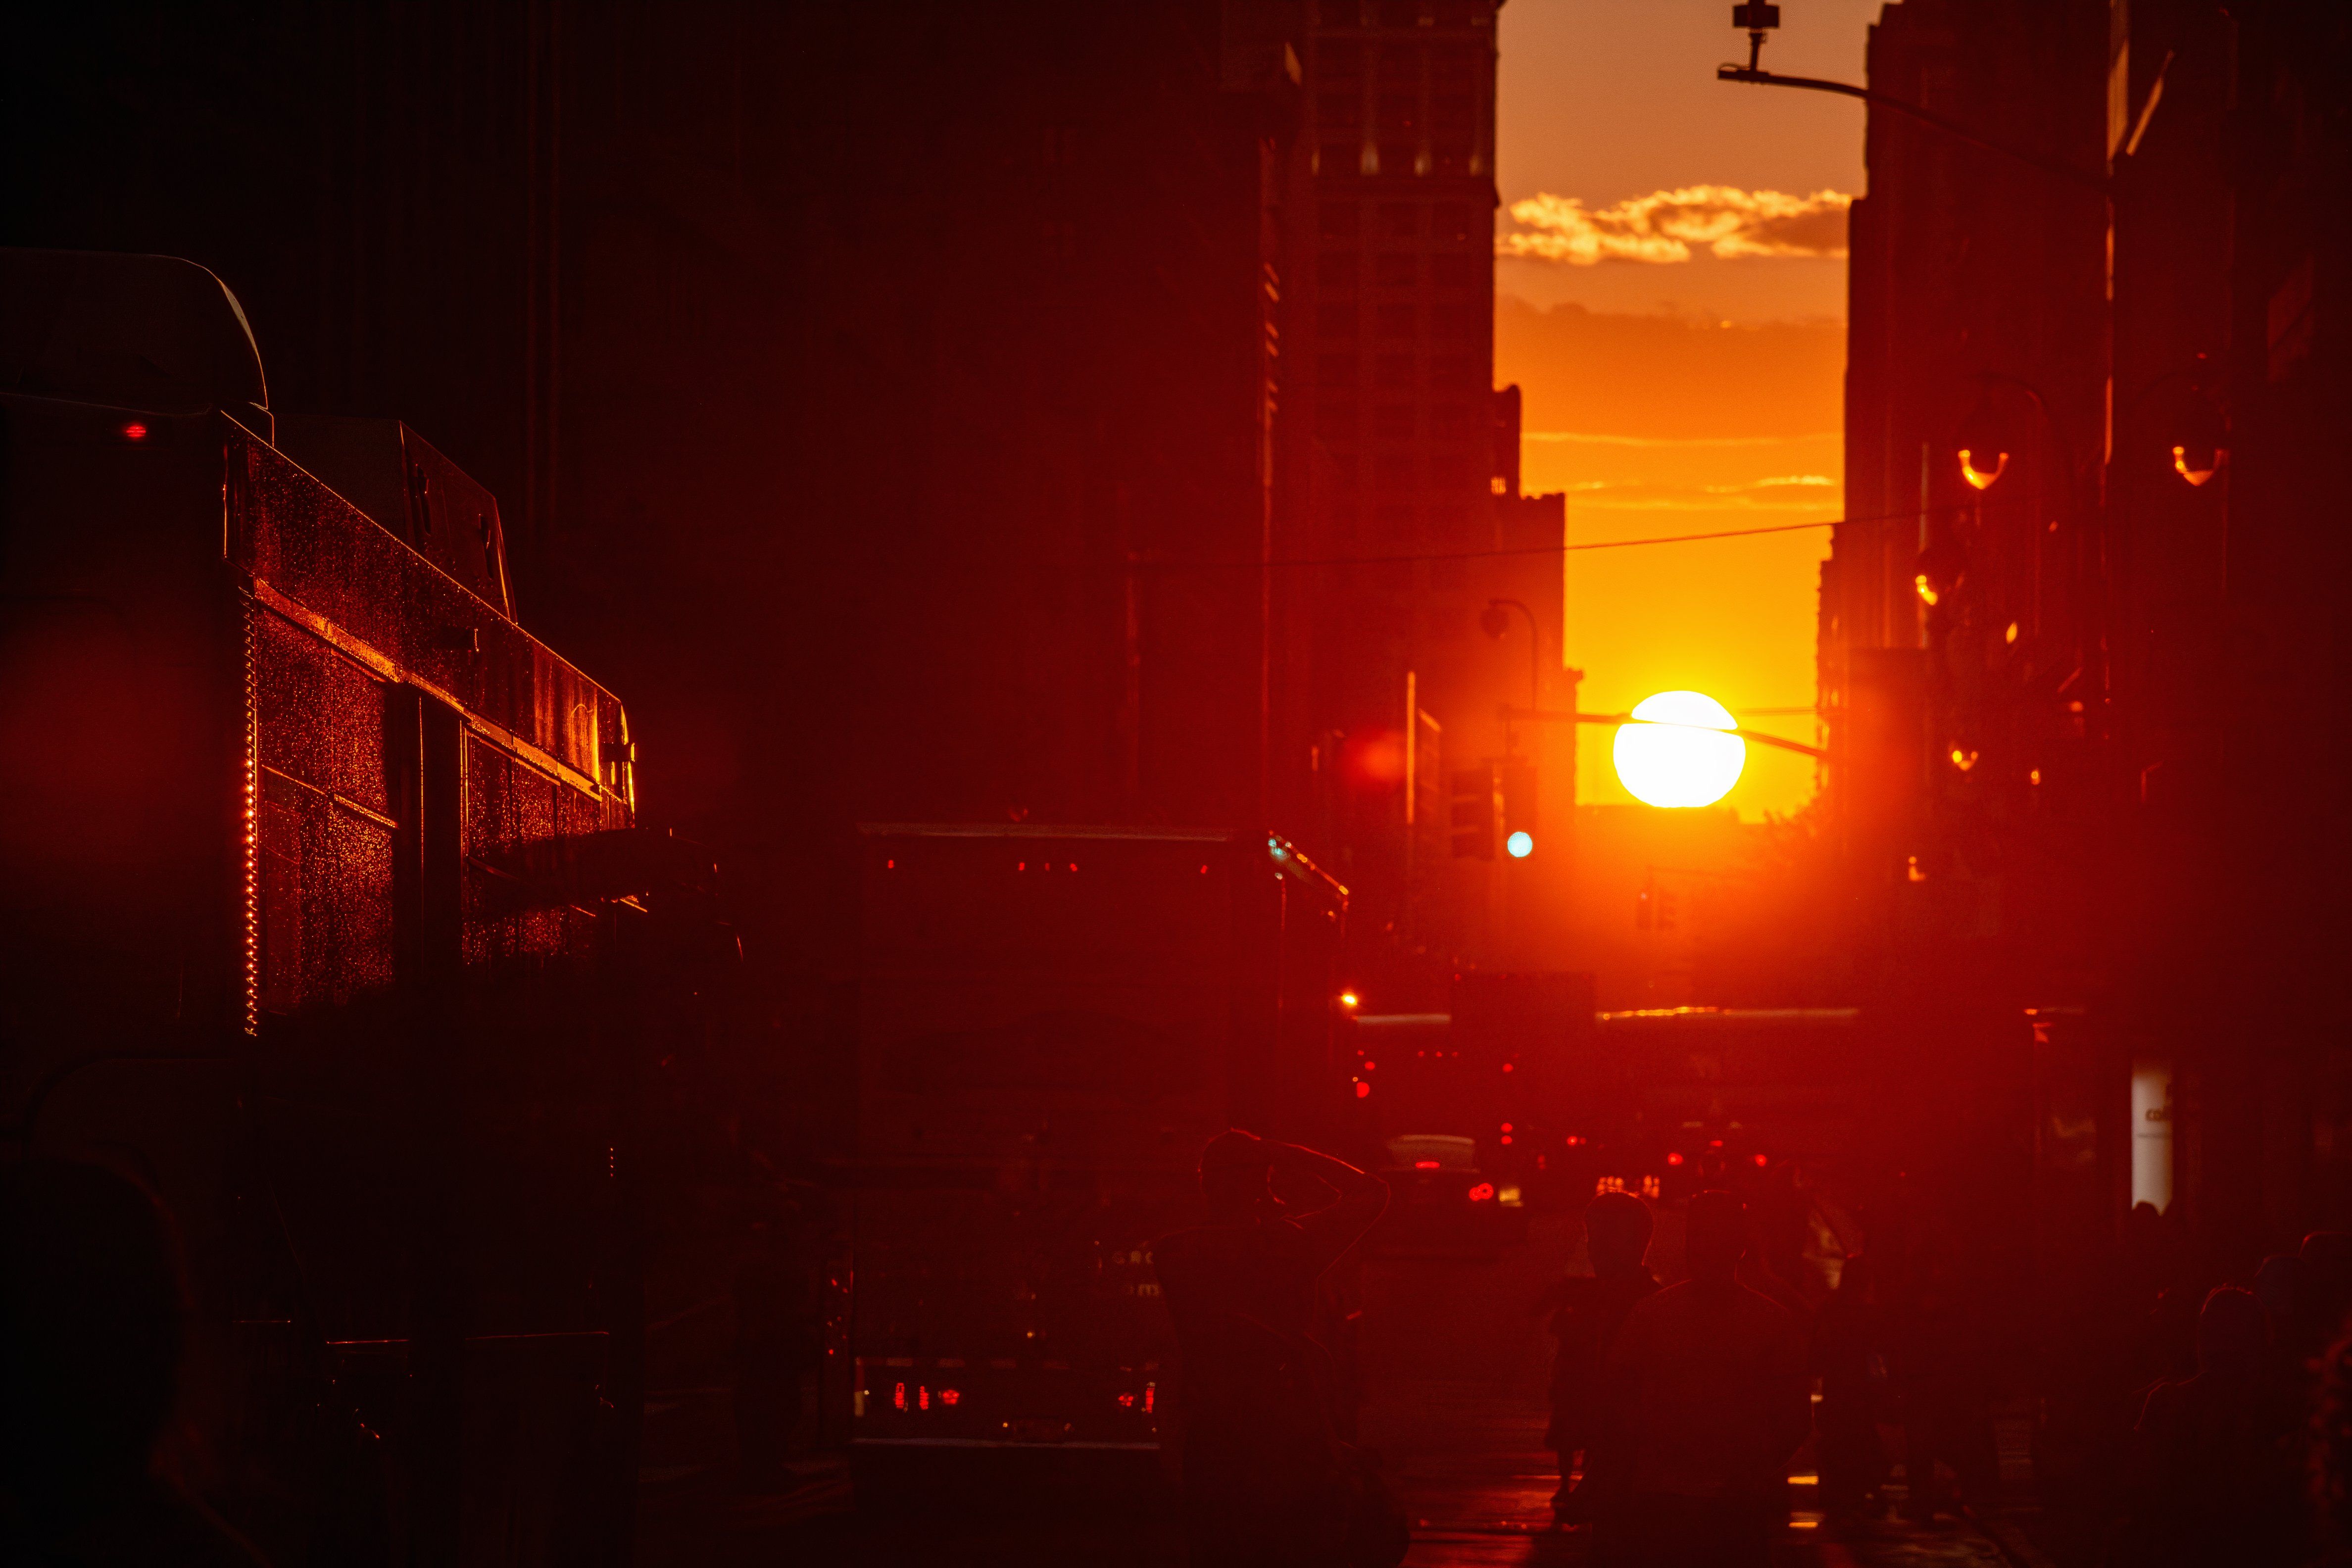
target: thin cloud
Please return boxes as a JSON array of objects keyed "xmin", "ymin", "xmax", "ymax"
[{"xmin": 1499, "ymin": 186, "xmax": 1853, "ymax": 266}]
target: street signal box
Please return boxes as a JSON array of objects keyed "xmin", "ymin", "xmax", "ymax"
[{"xmin": 1449, "ymin": 763, "xmax": 1502, "ymax": 858}]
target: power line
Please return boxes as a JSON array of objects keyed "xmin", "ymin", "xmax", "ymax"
[{"xmin": 1128, "ymin": 492, "xmax": 2015, "ymax": 572}]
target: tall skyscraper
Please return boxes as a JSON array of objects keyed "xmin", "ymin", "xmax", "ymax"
[{"xmin": 1276, "ymin": 0, "xmax": 1568, "ymax": 971}]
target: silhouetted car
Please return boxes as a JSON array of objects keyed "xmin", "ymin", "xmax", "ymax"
[{"xmin": 1373, "ymin": 1134, "xmax": 1526, "ymax": 1250}]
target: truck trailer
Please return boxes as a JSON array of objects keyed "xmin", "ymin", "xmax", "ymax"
[{"xmin": 835, "ymin": 823, "xmax": 1346, "ymax": 1487}]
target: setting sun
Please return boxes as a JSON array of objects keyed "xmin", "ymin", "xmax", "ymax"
[{"xmin": 1613, "ymin": 690, "xmax": 1746, "ymax": 808}]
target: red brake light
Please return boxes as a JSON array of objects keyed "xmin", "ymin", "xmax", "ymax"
[
  {"xmin": 1667, "ymin": 1152, "xmax": 1685, "ymax": 1166},
  {"xmin": 1414, "ymin": 1160, "xmax": 1440, "ymax": 1170},
  {"xmin": 941, "ymin": 1388, "xmax": 961, "ymax": 1405},
  {"xmin": 1754, "ymin": 1153, "xmax": 1769, "ymax": 1167},
  {"xmin": 894, "ymin": 1382, "xmax": 907, "ymax": 1410},
  {"xmin": 1468, "ymin": 1182, "xmax": 1496, "ymax": 1202},
  {"xmin": 1354, "ymin": 1081, "xmax": 1371, "ymax": 1098},
  {"xmin": 120, "ymin": 421, "xmax": 148, "ymax": 441}
]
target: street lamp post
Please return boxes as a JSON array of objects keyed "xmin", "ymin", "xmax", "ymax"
[{"xmin": 1480, "ymin": 598, "xmax": 1541, "ymax": 716}]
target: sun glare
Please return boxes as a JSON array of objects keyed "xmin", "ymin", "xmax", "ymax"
[{"xmin": 1613, "ymin": 691, "xmax": 1745, "ymax": 808}]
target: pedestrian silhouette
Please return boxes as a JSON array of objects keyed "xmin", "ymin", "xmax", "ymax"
[
  {"xmin": 1153, "ymin": 1130, "xmax": 1391, "ymax": 1568},
  {"xmin": 1534, "ymin": 1190, "xmax": 1658, "ymax": 1527},
  {"xmin": 2116, "ymin": 1286, "xmax": 2302, "ymax": 1568},
  {"xmin": 0, "ymin": 1159, "xmax": 268, "ymax": 1565},
  {"xmin": 1811, "ymin": 1251, "xmax": 1887, "ymax": 1513},
  {"xmin": 1591, "ymin": 1188, "xmax": 1808, "ymax": 1568}
]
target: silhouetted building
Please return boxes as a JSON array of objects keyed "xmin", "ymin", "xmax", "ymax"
[
  {"xmin": 1826, "ymin": 0, "xmax": 2352, "ymax": 1274},
  {"xmin": 1274, "ymin": 0, "xmax": 1572, "ymax": 978}
]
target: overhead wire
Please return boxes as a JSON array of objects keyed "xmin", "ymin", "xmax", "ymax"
[{"xmin": 1124, "ymin": 490, "xmax": 2027, "ymax": 572}]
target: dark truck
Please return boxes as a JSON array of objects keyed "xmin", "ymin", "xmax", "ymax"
[
  {"xmin": 836, "ymin": 824, "xmax": 1346, "ymax": 1486},
  {"xmin": 0, "ymin": 249, "xmax": 671, "ymax": 1563}
]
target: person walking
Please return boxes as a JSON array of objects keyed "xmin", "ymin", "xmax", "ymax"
[
  {"xmin": 1534, "ymin": 1191, "xmax": 1659, "ymax": 1527},
  {"xmin": 1592, "ymin": 1188, "xmax": 1810, "ymax": 1568},
  {"xmin": 1154, "ymin": 1130, "xmax": 1390, "ymax": 1568}
]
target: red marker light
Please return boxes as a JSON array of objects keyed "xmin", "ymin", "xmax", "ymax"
[
  {"xmin": 1354, "ymin": 1081, "xmax": 1370, "ymax": 1098},
  {"xmin": 1500, "ymin": 1135, "xmax": 1513, "ymax": 1146},
  {"xmin": 1754, "ymin": 1153, "xmax": 1769, "ymax": 1167},
  {"xmin": 1667, "ymin": 1152, "xmax": 1685, "ymax": 1166},
  {"xmin": 1468, "ymin": 1182, "xmax": 1496, "ymax": 1202},
  {"xmin": 1414, "ymin": 1160, "xmax": 1440, "ymax": 1170},
  {"xmin": 121, "ymin": 422, "xmax": 148, "ymax": 441},
  {"xmin": 1565, "ymin": 1135, "xmax": 1585, "ymax": 1147},
  {"xmin": 941, "ymin": 1388, "xmax": 961, "ymax": 1406},
  {"xmin": 1501, "ymin": 1062, "xmax": 1514, "ymax": 1072},
  {"xmin": 1363, "ymin": 1061, "xmax": 1376, "ymax": 1072},
  {"xmin": 1118, "ymin": 1392, "xmax": 1136, "ymax": 1409},
  {"xmin": 1709, "ymin": 1139, "xmax": 1723, "ymax": 1148}
]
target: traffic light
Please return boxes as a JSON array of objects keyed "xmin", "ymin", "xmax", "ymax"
[
  {"xmin": 1500, "ymin": 762, "xmax": 1537, "ymax": 857},
  {"xmin": 1449, "ymin": 764, "xmax": 1500, "ymax": 859}
]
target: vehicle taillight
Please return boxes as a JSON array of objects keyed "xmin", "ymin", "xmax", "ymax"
[
  {"xmin": 1468, "ymin": 1182, "xmax": 1496, "ymax": 1202},
  {"xmin": 120, "ymin": 421, "xmax": 148, "ymax": 441},
  {"xmin": 1414, "ymin": 1160, "xmax": 1440, "ymax": 1170},
  {"xmin": 1667, "ymin": 1152, "xmax": 1684, "ymax": 1166}
]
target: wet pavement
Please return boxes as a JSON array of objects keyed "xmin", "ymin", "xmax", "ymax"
[{"xmin": 635, "ymin": 1209, "xmax": 2033, "ymax": 1567}]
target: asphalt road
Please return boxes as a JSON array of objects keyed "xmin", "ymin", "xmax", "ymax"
[{"xmin": 635, "ymin": 1208, "xmax": 2026, "ymax": 1567}]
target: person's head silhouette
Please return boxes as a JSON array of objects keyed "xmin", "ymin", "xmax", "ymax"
[
  {"xmin": 1583, "ymin": 1191, "xmax": 1653, "ymax": 1278},
  {"xmin": 1199, "ymin": 1129, "xmax": 1275, "ymax": 1222},
  {"xmin": 1684, "ymin": 1189, "xmax": 1747, "ymax": 1286},
  {"xmin": 0, "ymin": 1160, "xmax": 185, "ymax": 1508},
  {"xmin": 2197, "ymin": 1286, "xmax": 2264, "ymax": 1380}
]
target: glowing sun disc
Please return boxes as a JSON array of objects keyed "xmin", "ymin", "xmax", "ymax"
[{"xmin": 1613, "ymin": 691, "xmax": 1745, "ymax": 808}]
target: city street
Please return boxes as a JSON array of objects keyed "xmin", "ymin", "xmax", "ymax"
[{"xmin": 638, "ymin": 1211, "xmax": 2033, "ymax": 1568}]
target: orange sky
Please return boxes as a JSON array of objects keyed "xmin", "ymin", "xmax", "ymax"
[{"xmin": 1495, "ymin": 0, "xmax": 1880, "ymax": 817}]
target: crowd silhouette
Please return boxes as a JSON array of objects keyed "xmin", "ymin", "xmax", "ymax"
[{"xmin": 14, "ymin": 1140, "xmax": 2352, "ymax": 1567}]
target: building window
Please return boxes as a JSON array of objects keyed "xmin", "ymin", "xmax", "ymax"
[
  {"xmin": 1318, "ymin": 351, "xmax": 1360, "ymax": 386},
  {"xmin": 1319, "ymin": 91, "xmax": 1363, "ymax": 129},
  {"xmin": 1431, "ymin": 141, "xmax": 1473, "ymax": 176},
  {"xmin": 1433, "ymin": 253, "xmax": 1479, "ymax": 290},
  {"xmin": 1432, "ymin": 302, "xmax": 1481, "ymax": 337},
  {"xmin": 1431, "ymin": 402, "xmax": 1471, "ymax": 434},
  {"xmin": 1432, "ymin": 202, "xmax": 1472, "ymax": 242},
  {"xmin": 1316, "ymin": 402, "xmax": 1360, "ymax": 440},
  {"xmin": 1318, "ymin": 252, "xmax": 1359, "ymax": 291},
  {"xmin": 1319, "ymin": 201, "xmax": 1359, "ymax": 241},
  {"xmin": 1430, "ymin": 353, "xmax": 1476, "ymax": 386},
  {"xmin": 1320, "ymin": 142, "xmax": 1367, "ymax": 178},
  {"xmin": 1375, "ymin": 93, "xmax": 1419, "ymax": 132},
  {"xmin": 1381, "ymin": 203, "xmax": 1420, "ymax": 239},
  {"xmin": 1376, "ymin": 450, "xmax": 1417, "ymax": 486},
  {"xmin": 1374, "ymin": 252, "xmax": 1419, "ymax": 289},
  {"xmin": 1374, "ymin": 143, "xmax": 1417, "ymax": 177},
  {"xmin": 1320, "ymin": 303, "xmax": 1360, "ymax": 338},
  {"xmin": 1375, "ymin": 303, "xmax": 1416, "ymax": 338},
  {"xmin": 1320, "ymin": 39, "xmax": 1364, "ymax": 80},
  {"xmin": 1427, "ymin": 450, "xmax": 1470, "ymax": 486},
  {"xmin": 1374, "ymin": 404, "xmax": 1416, "ymax": 439},
  {"xmin": 1375, "ymin": 353, "xmax": 1415, "ymax": 388},
  {"xmin": 1377, "ymin": 502, "xmax": 1417, "ymax": 539}
]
